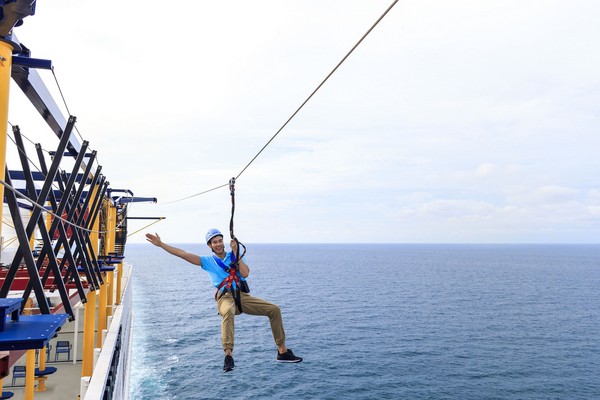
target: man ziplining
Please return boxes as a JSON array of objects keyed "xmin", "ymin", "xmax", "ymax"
[
  {"xmin": 145, "ymin": 228, "xmax": 302, "ymax": 372},
  {"xmin": 142, "ymin": 0, "xmax": 400, "ymax": 373}
]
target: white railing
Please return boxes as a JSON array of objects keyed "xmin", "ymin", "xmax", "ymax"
[{"xmin": 83, "ymin": 263, "xmax": 133, "ymax": 400}]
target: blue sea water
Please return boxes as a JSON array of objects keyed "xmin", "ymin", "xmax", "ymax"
[{"xmin": 127, "ymin": 244, "xmax": 600, "ymax": 399}]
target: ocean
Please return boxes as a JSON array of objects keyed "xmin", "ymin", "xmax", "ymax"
[{"xmin": 127, "ymin": 243, "xmax": 600, "ymax": 399}]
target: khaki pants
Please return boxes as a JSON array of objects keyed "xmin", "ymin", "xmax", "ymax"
[{"xmin": 217, "ymin": 292, "xmax": 286, "ymax": 351}]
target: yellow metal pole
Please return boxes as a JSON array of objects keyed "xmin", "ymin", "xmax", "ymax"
[
  {"xmin": 39, "ymin": 346, "xmax": 46, "ymax": 370},
  {"xmin": 97, "ymin": 273, "xmax": 107, "ymax": 345},
  {"xmin": 46, "ymin": 202, "xmax": 53, "ymax": 234},
  {"xmin": 36, "ymin": 345, "xmax": 47, "ymax": 392},
  {"xmin": 116, "ymin": 263, "xmax": 122, "ymax": 305},
  {"xmin": 0, "ymin": 39, "xmax": 15, "ymax": 240},
  {"xmin": 81, "ymin": 289, "xmax": 97, "ymax": 377},
  {"xmin": 84, "ymin": 183, "xmax": 102, "ymax": 367},
  {"xmin": 105, "ymin": 200, "xmax": 117, "ymax": 256},
  {"xmin": 107, "ymin": 269, "xmax": 114, "ymax": 317},
  {"xmin": 89, "ymin": 185, "xmax": 100, "ymax": 256},
  {"xmin": 90, "ymin": 218, "xmax": 100, "ymax": 254},
  {"xmin": 29, "ymin": 211, "xmax": 36, "ymax": 250},
  {"xmin": 25, "ymin": 349, "xmax": 35, "ymax": 400},
  {"xmin": 105, "ymin": 202, "xmax": 117, "ymax": 315}
]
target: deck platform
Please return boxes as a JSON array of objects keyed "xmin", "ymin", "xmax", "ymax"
[
  {"xmin": 2, "ymin": 361, "xmax": 82, "ymax": 400},
  {"xmin": 0, "ymin": 315, "xmax": 69, "ymax": 351}
]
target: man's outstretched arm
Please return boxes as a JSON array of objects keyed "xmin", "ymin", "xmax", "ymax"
[{"xmin": 146, "ymin": 233, "xmax": 201, "ymax": 266}]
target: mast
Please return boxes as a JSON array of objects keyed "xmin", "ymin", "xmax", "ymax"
[{"xmin": 0, "ymin": 37, "xmax": 16, "ymax": 242}]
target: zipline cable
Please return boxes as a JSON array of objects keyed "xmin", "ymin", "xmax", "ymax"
[
  {"xmin": 160, "ymin": 183, "xmax": 228, "ymax": 205},
  {"xmin": 126, "ymin": 217, "xmax": 166, "ymax": 238},
  {"xmin": 162, "ymin": 0, "xmax": 399, "ymax": 204},
  {"xmin": 235, "ymin": 0, "xmax": 399, "ymax": 181},
  {"xmin": 51, "ymin": 67, "xmax": 86, "ymax": 143}
]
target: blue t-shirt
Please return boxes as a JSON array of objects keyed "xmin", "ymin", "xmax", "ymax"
[{"xmin": 200, "ymin": 252, "xmax": 247, "ymax": 292}]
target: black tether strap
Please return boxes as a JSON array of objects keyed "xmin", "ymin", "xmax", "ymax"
[
  {"xmin": 229, "ymin": 177, "xmax": 247, "ymax": 262},
  {"xmin": 228, "ymin": 177, "xmax": 246, "ymax": 313}
]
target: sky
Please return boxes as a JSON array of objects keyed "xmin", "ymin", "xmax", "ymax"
[{"xmin": 4, "ymin": 0, "xmax": 600, "ymax": 244}]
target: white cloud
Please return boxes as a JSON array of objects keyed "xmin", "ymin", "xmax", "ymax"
[
  {"xmin": 507, "ymin": 186, "xmax": 580, "ymax": 206},
  {"xmin": 6, "ymin": 0, "xmax": 600, "ymax": 243}
]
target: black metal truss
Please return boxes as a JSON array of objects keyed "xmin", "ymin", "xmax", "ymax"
[{"xmin": 0, "ymin": 116, "xmax": 107, "ymax": 318}]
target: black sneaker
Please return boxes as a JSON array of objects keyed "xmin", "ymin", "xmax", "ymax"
[
  {"xmin": 223, "ymin": 355, "xmax": 235, "ymax": 372},
  {"xmin": 276, "ymin": 349, "xmax": 303, "ymax": 363}
]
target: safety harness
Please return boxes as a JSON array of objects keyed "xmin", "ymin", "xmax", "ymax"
[
  {"xmin": 214, "ymin": 178, "xmax": 247, "ymax": 313},
  {"xmin": 214, "ymin": 253, "xmax": 244, "ymax": 312}
]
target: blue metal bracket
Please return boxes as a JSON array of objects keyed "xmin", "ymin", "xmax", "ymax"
[
  {"xmin": 0, "ymin": 298, "xmax": 22, "ymax": 332},
  {"xmin": 11, "ymin": 55, "xmax": 51, "ymax": 69}
]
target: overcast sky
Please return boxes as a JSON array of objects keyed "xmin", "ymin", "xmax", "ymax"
[{"xmin": 6, "ymin": 0, "xmax": 600, "ymax": 244}]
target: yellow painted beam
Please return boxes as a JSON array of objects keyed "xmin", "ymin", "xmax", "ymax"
[
  {"xmin": 105, "ymin": 201, "xmax": 117, "ymax": 256},
  {"xmin": 25, "ymin": 349, "xmax": 35, "ymax": 400},
  {"xmin": 29, "ymin": 211, "xmax": 35, "ymax": 250},
  {"xmin": 107, "ymin": 269, "xmax": 114, "ymax": 317},
  {"xmin": 116, "ymin": 263, "xmax": 122, "ymax": 305},
  {"xmin": 88, "ymin": 185, "xmax": 100, "ymax": 256},
  {"xmin": 0, "ymin": 39, "xmax": 14, "ymax": 240},
  {"xmin": 82, "ymin": 289, "xmax": 97, "ymax": 377},
  {"xmin": 97, "ymin": 274, "xmax": 107, "ymax": 345},
  {"xmin": 103, "ymin": 201, "xmax": 116, "ymax": 316},
  {"xmin": 36, "ymin": 346, "xmax": 48, "ymax": 392}
]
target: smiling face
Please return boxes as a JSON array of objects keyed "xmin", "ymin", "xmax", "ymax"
[{"xmin": 208, "ymin": 235, "xmax": 225, "ymax": 257}]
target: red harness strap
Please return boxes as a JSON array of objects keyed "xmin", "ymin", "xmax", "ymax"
[
  {"xmin": 215, "ymin": 267, "xmax": 243, "ymax": 313},
  {"xmin": 216, "ymin": 267, "xmax": 240, "ymax": 295}
]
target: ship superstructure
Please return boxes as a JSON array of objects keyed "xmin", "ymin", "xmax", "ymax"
[{"xmin": 0, "ymin": 3, "xmax": 153, "ymax": 399}]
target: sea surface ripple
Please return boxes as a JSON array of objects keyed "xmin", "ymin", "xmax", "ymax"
[{"xmin": 128, "ymin": 244, "xmax": 600, "ymax": 399}]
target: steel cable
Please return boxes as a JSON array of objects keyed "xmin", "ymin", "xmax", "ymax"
[{"xmin": 162, "ymin": 0, "xmax": 399, "ymax": 204}]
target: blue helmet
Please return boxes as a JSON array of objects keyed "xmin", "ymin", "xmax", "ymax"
[{"xmin": 205, "ymin": 228, "xmax": 223, "ymax": 244}]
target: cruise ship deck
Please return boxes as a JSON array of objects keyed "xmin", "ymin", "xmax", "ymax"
[{"xmin": 3, "ymin": 361, "xmax": 82, "ymax": 400}]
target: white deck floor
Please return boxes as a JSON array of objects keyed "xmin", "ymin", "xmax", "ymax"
[{"xmin": 3, "ymin": 360, "xmax": 83, "ymax": 400}]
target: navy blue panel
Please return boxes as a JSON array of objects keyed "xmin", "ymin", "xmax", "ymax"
[
  {"xmin": 78, "ymin": 265, "xmax": 116, "ymax": 272},
  {"xmin": 8, "ymin": 170, "xmax": 89, "ymax": 183},
  {"xmin": 12, "ymin": 56, "xmax": 52, "ymax": 70},
  {"xmin": 0, "ymin": 314, "xmax": 69, "ymax": 351},
  {"xmin": 0, "ymin": 298, "xmax": 22, "ymax": 332},
  {"xmin": 35, "ymin": 367, "xmax": 57, "ymax": 376}
]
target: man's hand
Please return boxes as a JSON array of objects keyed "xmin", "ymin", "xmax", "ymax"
[
  {"xmin": 146, "ymin": 233, "xmax": 162, "ymax": 247},
  {"xmin": 230, "ymin": 238, "xmax": 237, "ymax": 254}
]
